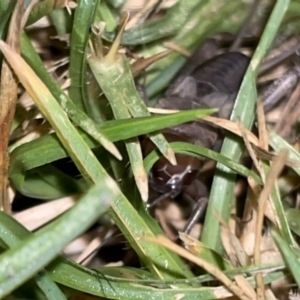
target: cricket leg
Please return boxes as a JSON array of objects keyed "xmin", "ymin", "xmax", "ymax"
[{"xmin": 181, "ymin": 179, "xmax": 209, "ymax": 234}]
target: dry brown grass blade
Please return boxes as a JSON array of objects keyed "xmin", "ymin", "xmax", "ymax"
[
  {"xmin": 13, "ymin": 195, "xmax": 78, "ymax": 231},
  {"xmin": 54, "ymin": 0, "xmax": 70, "ymax": 9},
  {"xmin": 265, "ymin": 287, "xmax": 277, "ymax": 300},
  {"xmin": 214, "ymin": 210, "xmax": 252, "ymax": 269},
  {"xmin": 254, "ymin": 149, "xmax": 288, "ymax": 299},
  {"xmin": 238, "ymin": 120, "xmax": 261, "ymax": 173},
  {"xmin": 142, "ymin": 235, "xmax": 252, "ymax": 300},
  {"xmin": 75, "ymin": 227, "xmax": 111, "ymax": 265},
  {"xmin": 257, "ymin": 98, "xmax": 268, "ymax": 151},
  {"xmin": 131, "ymin": 49, "xmax": 172, "ymax": 77},
  {"xmin": 220, "ymin": 223, "xmax": 251, "ymax": 268},
  {"xmin": 275, "ymin": 83, "xmax": 300, "ymax": 137},
  {"xmin": 21, "ymin": 0, "xmax": 39, "ymax": 28},
  {"xmin": 125, "ymin": 0, "xmax": 160, "ymax": 30},
  {"xmin": 147, "ymin": 107, "xmax": 180, "ymax": 114},
  {"xmin": 203, "ymin": 115, "xmax": 260, "ymax": 146},
  {"xmin": 106, "ymin": 12, "xmax": 130, "ymax": 63},
  {"xmin": 148, "ymin": 107, "xmax": 300, "ymax": 168},
  {"xmin": 237, "ymin": 118, "xmax": 282, "ymax": 243},
  {"xmin": 253, "ymin": 146, "xmax": 300, "ymax": 168},
  {"xmin": 255, "ymin": 97, "xmax": 282, "ymax": 230},
  {"xmin": 76, "ymin": 236, "xmax": 102, "ymax": 265},
  {"xmin": 0, "ymin": 1, "xmax": 25, "ymax": 213},
  {"xmin": 163, "ymin": 41, "xmax": 191, "ymax": 57},
  {"xmin": 218, "ymin": 220, "xmax": 257, "ymax": 299},
  {"xmin": 234, "ymin": 275, "xmax": 257, "ymax": 300},
  {"xmin": 240, "ymin": 177, "xmax": 260, "ymax": 255},
  {"xmin": 147, "ymin": 108, "xmax": 260, "ymax": 146},
  {"xmin": 180, "ymin": 228, "xmax": 253, "ymax": 298}
]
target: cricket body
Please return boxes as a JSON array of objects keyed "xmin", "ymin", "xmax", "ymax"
[{"xmin": 146, "ymin": 51, "xmax": 250, "ymax": 233}]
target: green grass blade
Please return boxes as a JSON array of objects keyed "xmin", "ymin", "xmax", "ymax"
[
  {"xmin": 69, "ymin": 0, "xmax": 97, "ymax": 110},
  {"xmin": 88, "ymin": 53, "xmax": 149, "ymax": 201},
  {"xmin": 0, "ymin": 183, "xmax": 110, "ymax": 298},
  {"xmin": 20, "ymin": 33, "xmax": 121, "ymax": 160},
  {"xmin": 95, "ymin": 0, "xmax": 117, "ymax": 32},
  {"xmin": 267, "ymin": 131, "xmax": 300, "ymax": 245},
  {"xmin": 2, "ymin": 41, "xmax": 193, "ymax": 280},
  {"xmin": 105, "ymin": 1, "xmax": 199, "ymax": 45},
  {"xmin": 201, "ymin": 0, "xmax": 290, "ymax": 255},
  {"xmin": 144, "ymin": 142, "xmax": 262, "ymax": 185},
  {"xmin": 49, "ymin": 7, "xmax": 72, "ymax": 35},
  {"xmin": 10, "ymin": 109, "xmax": 215, "ymax": 199},
  {"xmin": 273, "ymin": 229, "xmax": 300, "ymax": 287},
  {"xmin": 0, "ymin": 212, "xmax": 76, "ymax": 298},
  {"xmin": 26, "ymin": 0, "xmax": 56, "ymax": 26},
  {"xmin": 269, "ymin": 130, "xmax": 300, "ymax": 176},
  {"xmin": 286, "ymin": 208, "xmax": 300, "ymax": 237},
  {"xmin": 0, "ymin": 209, "xmax": 286, "ymax": 299},
  {"xmin": 47, "ymin": 257, "xmax": 286, "ymax": 300},
  {"xmin": 146, "ymin": 1, "xmax": 248, "ymax": 97},
  {"xmin": 88, "ymin": 53, "xmax": 176, "ymax": 200}
]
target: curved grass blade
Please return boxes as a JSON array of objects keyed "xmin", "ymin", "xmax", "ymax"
[
  {"xmin": 10, "ymin": 109, "xmax": 215, "ymax": 199},
  {"xmin": 0, "ymin": 208, "xmax": 285, "ymax": 300},
  {"xmin": 1, "ymin": 41, "xmax": 193, "ymax": 280},
  {"xmin": 48, "ymin": 256, "xmax": 286, "ymax": 300},
  {"xmin": 144, "ymin": 142, "xmax": 262, "ymax": 185}
]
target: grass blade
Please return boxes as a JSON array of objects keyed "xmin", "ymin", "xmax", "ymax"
[
  {"xmin": 201, "ymin": 0, "xmax": 290, "ymax": 255},
  {"xmin": 1, "ymin": 40, "xmax": 193, "ymax": 280}
]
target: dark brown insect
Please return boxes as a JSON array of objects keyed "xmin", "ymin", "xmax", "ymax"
[{"xmin": 144, "ymin": 51, "xmax": 251, "ymax": 233}]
